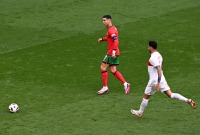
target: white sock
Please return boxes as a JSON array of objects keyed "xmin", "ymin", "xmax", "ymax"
[
  {"xmin": 123, "ymin": 82, "xmax": 128, "ymax": 87},
  {"xmin": 171, "ymin": 93, "xmax": 187, "ymax": 102},
  {"xmin": 139, "ymin": 98, "xmax": 149, "ymax": 114},
  {"xmin": 103, "ymin": 86, "xmax": 108, "ymax": 90}
]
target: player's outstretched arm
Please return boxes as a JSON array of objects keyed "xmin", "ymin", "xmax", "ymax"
[
  {"xmin": 156, "ymin": 65, "xmax": 162, "ymax": 91},
  {"xmin": 98, "ymin": 37, "xmax": 107, "ymax": 42},
  {"xmin": 98, "ymin": 38, "xmax": 103, "ymax": 42}
]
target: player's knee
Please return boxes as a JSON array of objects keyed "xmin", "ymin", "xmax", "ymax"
[
  {"xmin": 164, "ymin": 90, "xmax": 172, "ymax": 98},
  {"xmin": 100, "ymin": 65, "xmax": 106, "ymax": 71},
  {"xmin": 100, "ymin": 65, "xmax": 103, "ymax": 70},
  {"xmin": 110, "ymin": 69, "xmax": 117, "ymax": 74}
]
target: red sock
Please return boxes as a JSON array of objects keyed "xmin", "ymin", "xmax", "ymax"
[
  {"xmin": 113, "ymin": 71, "xmax": 126, "ymax": 84},
  {"xmin": 101, "ymin": 70, "xmax": 108, "ymax": 86}
]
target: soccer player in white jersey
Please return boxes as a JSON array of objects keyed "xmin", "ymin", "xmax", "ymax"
[{"xmin": 131, "ymin": 41, "xmax": 196, "ymax": 118}]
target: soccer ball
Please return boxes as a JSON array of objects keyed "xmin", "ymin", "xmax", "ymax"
[{"xmin": 9, "ymin": 103, "xmax": 19, "ymax": 113}]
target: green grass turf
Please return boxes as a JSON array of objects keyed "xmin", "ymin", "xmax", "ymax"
[{"xmin": 0, "ymin": 0, "xmax": 200, "ymax": 134}]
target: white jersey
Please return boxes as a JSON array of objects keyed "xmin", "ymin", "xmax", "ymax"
[{"xmin": 147, "ymin": 51, "xmax": 166, "ymax": 84}]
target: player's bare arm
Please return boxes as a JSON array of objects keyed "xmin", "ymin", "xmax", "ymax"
[{"xmin": 156, "ymin": 65, "xmax": 162, "ymax": 91}]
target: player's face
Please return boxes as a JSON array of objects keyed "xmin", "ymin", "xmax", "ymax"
[
  {"xmin": 148, "ymin": 45, "xmax": 152, "ymax": 53},
  {"xmin": 102, "ymin": 18, "xmax": 110, "ymax": 27}
]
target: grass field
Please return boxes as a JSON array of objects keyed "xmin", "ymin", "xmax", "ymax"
[{"xmin": 0, "ymin": 0, "xmax": 200, "ymax": 134}]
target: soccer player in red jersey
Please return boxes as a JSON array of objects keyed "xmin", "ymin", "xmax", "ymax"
[{"xmin": 97, "ymin": 15, "xmax": 130, "ymax": 95}]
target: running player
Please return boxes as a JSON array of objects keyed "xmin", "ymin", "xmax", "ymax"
[
  {"xmin": 131, "ymin": 41, "xmax": 196, "ymax": 117},
  {"xmin": 97, "ymin": 15, "xmax": 130, "ymax": 95}
]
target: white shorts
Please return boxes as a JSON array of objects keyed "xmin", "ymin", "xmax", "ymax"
[{"xmin": 144, "ymin": 80, "xmax": 170, "ymax": 95}]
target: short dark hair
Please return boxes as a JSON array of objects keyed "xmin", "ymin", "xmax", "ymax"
[
  {"xmin": 103, "ymin": 15, "xmax": 112, "ymax": 19},
  {"xmin": 149, "ymin": 41, "xmax": 157, "ymax": 49}
]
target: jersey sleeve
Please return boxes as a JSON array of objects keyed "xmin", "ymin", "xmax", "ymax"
[{"xmin": 149, "ymin": 56, "xmax": 160, "ymax": 67}]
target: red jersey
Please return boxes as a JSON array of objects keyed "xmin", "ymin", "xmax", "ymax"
[{"xmin": 103, "ymin": 26, "xmax": 120, "ymax": 55}]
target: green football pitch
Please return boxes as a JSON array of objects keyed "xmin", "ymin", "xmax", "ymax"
[{"xmin": 0, "ymin": 0, "xmax": 200, "ymax": 134}]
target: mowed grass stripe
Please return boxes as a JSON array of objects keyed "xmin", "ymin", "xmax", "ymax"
[{"xmin": 1, "ymin": 0, "xmax": 200, "ymax": 53}]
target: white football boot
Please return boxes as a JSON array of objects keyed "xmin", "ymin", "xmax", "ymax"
[
  {"xmin": 97, "ymin": 87, "xmax": 108, "ymax": 95},
  {"xmin": 130, "ymin": 109, "xmax": 142, "ymax": 118}
]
